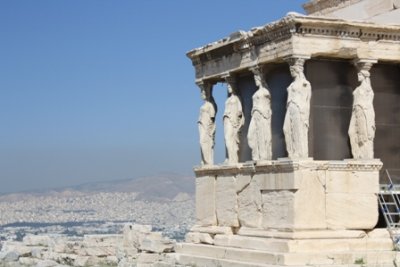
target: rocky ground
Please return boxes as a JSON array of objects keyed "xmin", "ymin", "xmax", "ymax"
[{"xmin": 0, "ymin": 224, "xmax": 181, "ymax": 267}]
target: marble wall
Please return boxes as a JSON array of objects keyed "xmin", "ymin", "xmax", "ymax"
[
  {"xmin": 265, "ymin": 64, "xmax": 292, "ymax": 160},
  {"xmin": 372, "ymin": 63, "xmax": 400, "ymax": 183},
  {"xmin": 307, "ymin": 59, "xmax": 356, "ymax": 160},
  {"xmin": 237, "ymin": 74, "xmax": 257, "ymax": 162}
]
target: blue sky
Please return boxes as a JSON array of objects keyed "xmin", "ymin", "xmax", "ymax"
[{"xmin": 0, "ymin": 1, "xmax": 305, "ymax": 193}]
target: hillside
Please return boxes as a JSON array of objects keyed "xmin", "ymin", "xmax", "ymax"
[{"xmin": 0, "ymin": 173, "xmax": 195, "ymax": 202}]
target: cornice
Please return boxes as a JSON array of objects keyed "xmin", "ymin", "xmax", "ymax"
[
  {"xmin": 187, "ymin": 14, "xmax": 400, "ymax": 67},
  {"xmin": 186, "ymin": 14, "xmax": 298, "ymax": 63}
]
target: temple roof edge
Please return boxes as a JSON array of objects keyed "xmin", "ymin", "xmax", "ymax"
[{"xmin": 187, "ymin": 13, "xmax": 400, "ymax": 63}]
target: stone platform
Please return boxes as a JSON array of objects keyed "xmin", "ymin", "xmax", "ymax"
[
  {"xmin": 176, "ymin": 229, "xmax": 397, "ymax": 267},
  {"xmin": 178, "ymin": 159, "xmax": 395, "ymax": 266}
]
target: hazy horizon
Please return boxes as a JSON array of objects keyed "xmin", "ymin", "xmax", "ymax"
[
  {"xmin": 0, "ymin": 1, "xmax": 305, "ymax": 194},
  {"xmin": 0, "ymin": 171, "xmax": 193, "ymax": 195}
]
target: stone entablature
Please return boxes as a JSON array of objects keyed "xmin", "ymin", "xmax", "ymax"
[{"xmin": 187, "ymin": 14, "xmax": 400, "ymax": 81}]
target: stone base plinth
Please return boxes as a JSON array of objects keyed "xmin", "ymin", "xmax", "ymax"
[
  {"xmin": 188, "ymin": 160, "xmax": 388, "ymax": 266},
  {"xmin": 194, "ymin": 159, "xmax": 382, "ymax": 231},
  {"xmin": 176, "ymin": 229, "xmax": 397, "ymax": 267}
]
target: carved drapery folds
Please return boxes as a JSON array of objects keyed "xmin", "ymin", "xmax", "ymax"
[
  {"xmin": 198, "ymin": 81, "xmax": 217, "ymax": 166},
  {"xmin": 196, "ymin": 57, "xmax": 379, "ymax": 165},
  {"xmin": 348, "ymin": 59, "xmax": 377, "ymax": 160},
  {"xmin": 223, "ymin": 75, "xmax": 244, "ymax": 164},
  {"xmin": 248, "ymin": 66, "xmax": 272, "ymax": 161},
  {"xmin": 283, "ymin": 57, "xmax": 312, "ymax": 159}
]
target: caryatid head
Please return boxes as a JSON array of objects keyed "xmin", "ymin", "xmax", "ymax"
[
  {"xmin": 357, "ymin": 69, "xmax": 370, "ymax": 83},
  {"xmin": 224, "ymin": 74, "xmax": 237, "ymax": 96},
  {"xmin": 254, "ymin": 73, "xmax": 262, "ymax": 88},
  {"xmin": 289, "ymin": 58, "xmax": 306, "ymax": 79},
  {"xmin": 250, "ymin": 66, "xmax": 267, "ymax": 89},
  {"xmin": 197, "ymin": 81, "xmax": 212, "ymax": 101},
  {"xmin": 355, "ymin": 61, "xmax": 374, "ymax": 83},
  {"xmin": 227, "ymin": 82, "xmax": 233, "ymax": 95}
]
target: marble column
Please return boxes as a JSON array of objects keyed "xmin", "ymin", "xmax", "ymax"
[
  {"xmin": 283, "ymin": 57, "xmax": 312, "ymax": 159},
  {"xmin": 248, "ymin": 66, "xmax": 272, "ymax": 161},
  {"xmin": 197, "ymin": 81, "xmax": 217, "ymax": 166},
  {"xmin": 223, "ymin": 74, "xmax": 244, "ymax": 164},
  {"xmin": 348, "ymin": 59, "xmax": 377, "ymax": 160}
]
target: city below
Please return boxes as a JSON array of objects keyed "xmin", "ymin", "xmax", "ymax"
[{"xmin": 0, "ymin": 174, "xmax": 195, "ymax": 243}]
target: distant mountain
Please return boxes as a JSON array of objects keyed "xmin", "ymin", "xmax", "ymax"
[
  {"xmin": 0, "ymin": 173, "xmax": 195, "ymax": 202},
  {"xmin": 69, "ymin": 173, "xmax": 195, "ymax": 201}
]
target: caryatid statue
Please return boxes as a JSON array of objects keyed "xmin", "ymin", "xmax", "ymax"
[
  {"xmin": 223, "ymin": 75, "xmax": 244, "ymax": 164},
  {"xmin": 283, "ymin": 57, "xmax": 312, "ymax": 158},
  {"xmin": 248, "ymin": 67, "xmax": 272, "ymax": 161},
  {"xmin": 348, "ymin": 60, "xmax": 376, "ymax": 159},
  {"xmin": 198, "ymin": 81, "xmax": 217, "ymax": 166}
]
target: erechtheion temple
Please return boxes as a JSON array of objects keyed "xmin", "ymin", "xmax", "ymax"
[{"xmin": 176, "ymin": 0, "xmax": 400, "ymax": 266}]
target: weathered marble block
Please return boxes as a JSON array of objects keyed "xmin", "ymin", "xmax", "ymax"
[
  {"xmin": 326, "ymin": 170, "xmax": 379, "ymax": 194},
  {"xmin": 258, "ymin": 167, "xmax": 326, "ymax": 230},
  {"xmin": 326, "ymin": 193, "xmax": 378, "ymax": 229},
  {"xmin": 261, "ymin": 189, "xmax": 296, "ymax": 229},
  {"xmin": 237, "ymin": 175, "xmax": 262, "ymax": 228},
  {"xmin": 195, "ymin": 176, "xmax": 216, "ymax": 226},
  {"xmin": 215, "ymin": 176, "xmax": 239, "ymax": 227}
]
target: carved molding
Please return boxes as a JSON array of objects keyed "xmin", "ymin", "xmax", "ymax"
[
  {"xmin": 284, "ymin": 55, "xmax": 311, "ymax": 66},
  {"xmin": 353, "ymin": 58, "xmax": 377, "ymax": 71},
  {"xmin": 248, "ymin": 65, "xmax": 262, "ymax": 76},
  {"xmin": 222, "ymin": 73, "xmax": 237, "ymax": 85},
  {"xmin": 194, "ymin": 159, "xmax": 383, "ymax": 177},
  {"xmin": 321, "ymin": 160, "xmax": 383, "ymax": 171},
  {"xmin": 195, "ymin": 80, "xmax": 213, "ymax": 91}
]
